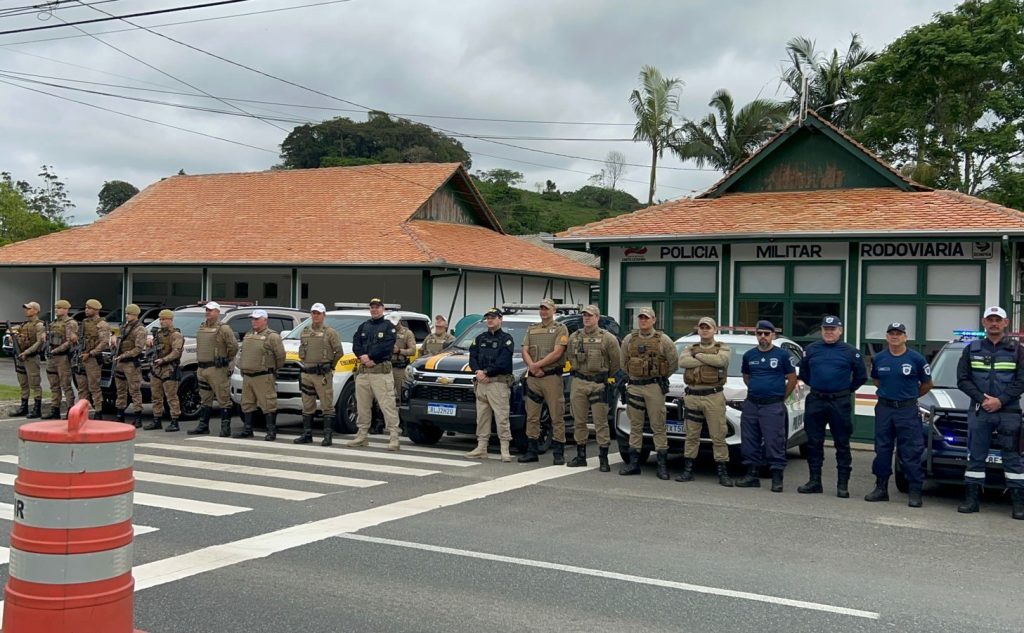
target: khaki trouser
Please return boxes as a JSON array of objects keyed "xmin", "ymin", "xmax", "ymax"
[
  {"xmin": 475, "ymin": 378, "xmax": 512, "ymax": 442},
  {"xmin": 17, "ymin": 356, "xmax": 42, "ymax": 400},
  {"xmin": 525, "ymin": 373, "xmax": 565, "ymax": 442},
  {"xmin": 570, "ymin": 378, "xmax": 610, "ymax": 447},
  {"xmin": 626, "ymin": 381, "xmax": 667, "ymax": 450},
  {"xmin": 355, "ymin": 371, "xmax": 399, "ymax": 434},
  {"xmin": 46, "ymin": 354, "xmax": 73, "ymax": 413},
  {"xmin": 198, "ymin": 365, "xmax": 231, "ymax": 408},
  {"xmin": 151, "ymin": 367, "xmax": 181, "ymax": 419},
  {"xmin": 683, "ymin": 391, "xmax": 729, "ymax": 461},
  {"xmin": 241, "ymin": 373, "xmax": 276, "ymax": 413},
  {"xmin": 75, "ymin": 355, "xmax": 103, "ymax": 409},
  {"xmin": 115, "ymin": 361, "xmax": 144, "ymax": 412},
  {"xmin": 300, "ymin": 371, "xmax": 334, "ymax": 415}
]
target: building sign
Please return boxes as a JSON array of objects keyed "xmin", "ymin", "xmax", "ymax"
[
  {"xmin": 859, "ymin": 241, "xmax": 994, "ymax": 260},
  {"xmin": 732, "ymin": 242, "xmax": 847, "ymax": 261},
  {"xmin": 619, "ymin": 245, "xmax": 721, "ymax": 262}
]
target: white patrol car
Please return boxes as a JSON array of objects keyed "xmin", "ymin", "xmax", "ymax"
[
  {"xmin": 614, "ymin": 329, "xmax": 810, "ymax": 463},
  {"xmin": 230, "ymin": 304, "xmax": 430, "ymax": 433}
]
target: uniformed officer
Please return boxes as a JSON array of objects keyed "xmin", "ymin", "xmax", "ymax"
[
  {"xmin": 13, "ymin": 300, "xmax": 46, "ymax": 418},
  {"xmin": 618, "ymin": 307, "xmax": 678, "ymax": 479},
  {"xmin": 797, "ymin": 315, "xmax": 868, "ymax": 498},
  {"xmin": 421, "ymin": 315, "xmax": 455, "ymax": 356},
  {"xmin": 188, "ymin": 301, "xmax": 239, "ymax": 437},
  {"xmin": 466, "ymin": 308, "xmax": 515, "ymax": 462},
  {"xmin": 45, "ymin": 299, "xmax": 79, "ymax": 419},
  {"xmin": 956, "ymin": 306, "xmax": 1024, "ymax": 519},
  {"xmin": 75, "ymin": 299, "xmax": 111, "ymax": 419},
  {"xmin": 235, "ymin": 309, "xmax": 286, "ymax": 440},
  {"xmin": 565, "ymin": 304, "xmax": 621, "ymax": 471},
  {"xmin": 677, "ymin": 316, "xmax": 733, "ymax": 486},
  {"xmin": 113, "ymin": 304, "xmax": 148, "ymax": 427},
  {"xmin": 347, "ymin": 298, "xmax": 402, "ymax": 451},
  {"xmin": 296, "ymin": 302, "xmax": 343, "ymax": 446},
  {"xmin": 389, "ymin": 313, "xmax": 417, "ymax": 409},
  {"xmin": 519, "ymin": 298, "xmax": 570, "ymax": 464},
  {"xmin": 864, "ymin": 322, "xmax": 932, "ymax": 507},
  {"xmin": 735, "ymin": 321, "xmax": 797, "ymax": 492},
  {"xmin": 144, "ymin": 309, "xmax": 184, "ymax": 432}
]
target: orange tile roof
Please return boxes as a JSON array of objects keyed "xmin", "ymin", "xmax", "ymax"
[
  {"xmin": 556, "ymin": 188, "xmax": 1024, "ymax": 242},
  {"xmin": 0, "ymin": 163, "xmax": 597, "ymax": 280}
]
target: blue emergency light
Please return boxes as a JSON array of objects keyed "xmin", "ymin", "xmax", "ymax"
[{"xmin": 953, "ymin": 329, "xmax": 985, "ymax": 338}]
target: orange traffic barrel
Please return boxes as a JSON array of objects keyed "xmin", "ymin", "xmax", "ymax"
[{"xmin": 3, "ymin": 399, "xmax": 146, "ymax": 633}]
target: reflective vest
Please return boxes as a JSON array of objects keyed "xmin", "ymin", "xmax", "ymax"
[
  {"xmin": 301, "ymin": 327, "xmax": 330, "ymax": 364},
  {"xmin": 570, "ymin": 329, "xmax": 611, "ymax": 375},
  {"xmin": 526, "ymin": 321, "xmax": 566, "ymax": 371},
  {"xmin": 968, "ymin": 339, "xmax": 1020, "ymax": 406},
  {"xmin": 625, "ymin": 331, "xmax": 669, "ymax": 379},
  {"xmin": 683, "ymin": 342, "xmax": 727, "ymax": 387},
  {"xmin": 239, "ymin": 330, "xmax": 272, "ymax": 372},
  {"xmin": 196, "ymin": 321, "xmax": 227, "ymax": 363}
]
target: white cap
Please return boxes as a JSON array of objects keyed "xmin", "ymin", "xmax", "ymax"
[
  {"xmin": 386, "ymin": 313, "xmax": 401, "ymax": 324},
  {"xmin": 251, "ymin": 309, "xmax": 268, "ymax": 319},
  {"xmin": 983, "ymin": 306, "xmax": 1007, "ymax": 319},
  {"xmin": 310, "ymin": 302, "xmax": 327, "ymax": 313},
  {"xmin": 204, "ymin": 301, "xmax": 221, "ymax": 310}
]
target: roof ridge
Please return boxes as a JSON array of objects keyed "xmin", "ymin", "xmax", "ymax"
[
  {"xmin": 934, "ymin": 189, "xmax": 1024, "ymax": 220},
  {"xmin": 400, "ymin": 222, "xmax": 445, "ymax": 264}
]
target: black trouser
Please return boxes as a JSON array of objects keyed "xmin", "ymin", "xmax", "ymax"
[{"xmin": 805, "ymin": 394, "xmax": 853, "ymax": 477}]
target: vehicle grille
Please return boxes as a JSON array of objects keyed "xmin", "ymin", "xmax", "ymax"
[
  {"xmin": 411, "ymin": 384, "xmax": 475, "ymax": 404},
  {"xmin": 277, "ymin": 362, "xmax": 301, "ymax": 383},
  {"xmin": 932, "ymin": 409, "xmax": 997, "ymax": 446}
]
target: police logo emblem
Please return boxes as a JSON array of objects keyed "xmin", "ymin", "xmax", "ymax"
[
  {"xmin": 924, "ymin": 363, "xmax": 931, "ymax": 376},
  {"xmin": 901, "ymin": 363, "xmax": 912, "ymax": 376},
  {"xmin": 769, "ymin": 358, "xmax": 778, "ymax": 369},
  {"xmin": 377, "ymin": 332, "xmax": 384, "ymax": 339}
]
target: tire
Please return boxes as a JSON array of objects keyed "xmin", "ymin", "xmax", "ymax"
[
  {"xmin": 406, "ymin": 421, "xmax": 443, "ymax": 445},
  {"xmin": 894, "ymin": 463, "xmax": 910, "ymax": 493},
  {"xmin": 333, "ymin": 381, "xmax": 358, "ymax": 434},
  {"xmin": 176, "ymin": 372, "xmax": 201, "ymax": 420}
]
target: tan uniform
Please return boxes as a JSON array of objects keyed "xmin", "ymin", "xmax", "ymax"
[
  {"xmin": 239, "ymin": 326, "xmax": 285, "ymax": 414},
  {"xmin": 150, "ymin": 327, "xmax": 185, "ymax": 419},
  {"xmin": 566, "ymin": 326, "xmax": 621, "ymax": 447},
  {"xmin": 390, "ymin": 324, "xmax": 416, "ymax": 405},
  {"xmin": 114, "ymin": 320, "xmax": 148, "ymax": 412},
  {"xmin": 678, "ymin": 340, "xmax": 731, "ymax": 461},
  {"xmin": 299, "ymin": 323, "xmax": 343, "ymax": 415},
  {"xmin": 15, "ymin": 318, "xmax": 45, "ymax": 401},
  {"xmin": 522, "ymin": 319, "xmax": 569, "ymax": 442},
  {"xmin": 620, "ymin": 330, "xmax": 678, "ymax": 450},
  {"xmin": 76, "ymin": 316, "xmax": 111, "ymax": 410},
  {"xmin": 196, "ymin": 320, "xmax": 239, "ymax": 408},
  {"xmin": 421, "ymin": 331, "xmax": 455, "ymax": 356},
  {"xmin": 45, "ymin": 316, "xmax": 79, "ymax": 414}
]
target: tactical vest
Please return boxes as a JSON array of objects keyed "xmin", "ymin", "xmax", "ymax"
[
  {"xmin": 421, "ymin": 333, "xmax": 450, "ymax": 356},
  {"xmin": 625, "ymin": 331, "xmax": 669, "ymax": 379},
  {"xmin": 82, "ymin": 317, "xmax": 102, "ymax": 351},
  {"xmin": 119, "ymin": 321, "xmax": 140, "ymax": 354},
  {"xmin": 391, "ymin": 328, "xmax": 413, "ymax": 368},
  {"xmin": 196, "ymin": 321, "xmax": 227, "ymax": 363},
  {"xmin": 16, "ymin": 319, "xmax": 41, "ymax": 351},
  {"xmin": 572, "ymin": 329, "xmax": 610, "ymax": 375},
  {"xmin": 526, "ymin": 322, "xmax": 564, "ymax": 370},
  {"xmin": 968, "ymin": 339, "xmax": 1020, "ymax": 406},
  {"xmin": 48, "ymin": 317, "xmax": 70, "ymax": 348},
  {"xmin": 683, "ymin": 343, "xmax": 727, "ymax": 387},
  {"xmin": 301, "ymin": 327, "xmax": 330, "ymax": 364},
  {"xmin": 239, "ymin": 330, "xmax": 271, "ymax": 372},
  {"xmin": 155, "ymin": 327, "xmax": 180, "ymax": 361}
]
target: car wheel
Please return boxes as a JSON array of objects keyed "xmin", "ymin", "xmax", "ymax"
[
  {"xmin": 406, "ymin": 421, "xmax": 443, "ymax": 445},
  {"xmin": 176, "ymin": 372, "xmax": 200, "ymax": 420},
  {"xmin": 333, "ymin": 381, "xmax": 358, "ymax": 434},
  {"xmin": 894, "ymin": 463, "xmax": 910, "ymax": 493},
  {"xmin": 102, "ymin": 393, "xmax": 117, "ymax": 414}
]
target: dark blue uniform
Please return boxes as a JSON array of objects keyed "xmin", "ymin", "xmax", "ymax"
[
  {"xmin": 871, "ymin": 349, "xmax": 931, "ymax": 488},
  {"xmin": 469, "ymin": 328, "xmax": 514, "ymax": 376},
  {"xmin": 800, "ymin": 340, "xmax": 867, "ymax": 479},
  {"xmin": 741, "ymin": 346, "xmax": 795, "ymax": 471},
  {"xmin": 353, "ymin": 316, "xmax": 397, "ymax": 364}
]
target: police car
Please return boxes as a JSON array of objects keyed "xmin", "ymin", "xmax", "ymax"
[{"xmin": 613, "ymin": 328, "xmax": 810, "ymax": 463}]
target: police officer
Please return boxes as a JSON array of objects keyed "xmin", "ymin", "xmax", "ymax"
[
  {"xmin": 144, "ymin": 309, "xmax": 184, "ymax": 432},
  {"xmin": 235, "ymin": 309, "xmax": 286, "ymax": 440},
  {"xmin": 520, "ymin": 298, "xmax": 570, "ymax": 464},
  {"xmin": 565, "ymin": 304, "xmax": 621, "ymax": 471},
  {"xmin": 421, "ymin": 315, "xmax": 455, "ymax": 356},
  {"xmin": 956, "ymin": 306, "xmax": 1024, "ymax": 519},
  {"xmin": 467, "ymin": 308, "xmax": 515, "ymax": 462},
  {"xmin": 735, "ymin": 321, "xmax": 797, "ymax": 492},
  {"xmin": 618, "ymin": 307, "xmax": 678, "ymax": 479},
  {"xmin": 113, "ymin": 304, "xmax": 147, "ymax": 427},
  {"xmin": 389, "ymin": 313, "xmax": 417, "ymax": 409},
  {"xmin": 347, "ymin": 298, "xmax": 402, "ymax": 451},
  {"xmin": 76, "ymin": 299, "xmax": 111, "ymax": 419},
  {"xmin": 864, "ymin": 322, "xmax": 932, "ymax": 507},
  {"xmin": 296, "ymin": 302, "xmax": 343, "ymax": 446},
  {"xmin": 13, "ymin": 301, "xmax": 46, "ymax": 418},
  {"xmin": 677, "ymin": 316, "xmax": 733, "ymax": 486},
  {"xmin": 797, "ymin": 315, "xmax": 868, "ymax": 498},
  {"xmin": 45, "ymin": 299, "xmax": 79, "ymax": 419},
  {"xmin": 188, "ymin": 301, "xmax": 239, "ymax": 437}
]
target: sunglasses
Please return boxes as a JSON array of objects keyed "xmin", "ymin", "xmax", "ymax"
[
  {"xmin": 755, "ymin": 331, "xmax": 773, "ymax": 336},
  {"xmin": 697, "ymin": 324, "xmax": 712, "ymax": 329}
]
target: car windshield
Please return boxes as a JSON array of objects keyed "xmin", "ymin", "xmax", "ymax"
[
  {"xmin": 929, "ymin": 342, "xmax": 964, "ymax": 388},
  {"xmin": 451, "ymin": 320, "xmax": 532, "ymax": 350},
  {"xmin": 171, "ymin": 313, "xmax": 213, "ymax": 338},
  {"xmin": 674, "ymin": 341, "xmax": 755, "ymax": 377},
  {"xmin": 284, "ymin": 314, "xmax": 368, "ymax": 341}
]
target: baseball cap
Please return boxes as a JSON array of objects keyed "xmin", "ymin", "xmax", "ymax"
[
  {"xmin": 434, "ymin": 314, "xmax": 448, "ymax": 323},
  {"xmin": 637, "ymin": 307, "xmax": 655, "ymax": 319},
  {"xmin": 125, "ymin": 304, "xmax": 141, "ymax": 316},
  {"xmin": 204, "ymin": 301, "xmax": 221, "ymax": 311},
  {"xmin": 821, "ymin": 315, "xmax": 843, "ymax": 327},
  {"xmin": 310, "ymin": 302, "xmax": 326, "ymax": 313},
  {"xmin": 22, "ymin": 301, "xmax": 40, "ymax": 311},
  {"xmin": 369, "ymin": 297, "xmax": 384, "ymax": 306},
  {"xmin": 540, "ymin": 298, "xmax": 556, "ymax": 310},
  {"xmin": 581, "ymin": 304, "xmax": 600, "ymax": 316},
  {"xmin": 983, "ymin": 306, "xmax": 1007, "ymax": 319},
  {"xmin": 386, "ymin": 313, "xmax": 401, "ymax": 324},
  {"xmin": 251, "ymin": 309, "xmax": 268, "ymax": 319},
  {"xmin": 886, "ymin": 322, "xmax": 907, "ymax": 333},
  {"xmin": 86, "ymin": 299, "xmax": 102, "ymax": 310},
  {"xmin": 159, "ymin": 309, "xmax": 174, "ymax": 319},
  {"xmin": 483, "ymin": 308, "xmax": 502, "ymax": 318},
  {"xmin": 697, "ymin": 316, "xmax": 717, "ymax": 329},
  {"xmin": 54, "ymin": 299, "xmax": 71, "ymax": 309},
  {"xmin": 756, "ymin": 320, "xmax": 776, "ymax": 332}
]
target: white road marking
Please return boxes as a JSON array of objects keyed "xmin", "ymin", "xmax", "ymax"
[
  {"xmin": 136, "ymin": 442, "xmax": 438, "ymax": 477},
  {"xmin": 132, "ymin": 492, "xmax": 249, "ymax": 516},
  {"xmin": 0, "ymin": 500, "xmax": 158, "ymax": 538},
  {"xmin": 190, "ymin": 436, "xmax": 479, "ymax": 468},
  {"xmin": 0, "ymin": 418, "xmax": 24, "ymax": 424},
  {"xmin": 0, "ymin": 546, "xmax": 7, "ymax": 565},
  {"xmin": 133, "ymin": 453, "xmax": 385, "ymax": 488},
  {"xmin": 336, "ymin": 534, "xmax": 879, "ymax": 620}
]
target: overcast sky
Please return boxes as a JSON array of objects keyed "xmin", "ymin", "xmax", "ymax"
[{"xmin": 0, "ymin": 0, "xmax": 958, "ymax": 225}]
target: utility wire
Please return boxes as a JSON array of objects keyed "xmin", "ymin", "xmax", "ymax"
[
  {"xmin": 0, "ymin": 0, "xmax": 121, "ymax": 19},
  {"xmin": 0, "ymin": 0, "xmax": 252, "ymax": 35}
]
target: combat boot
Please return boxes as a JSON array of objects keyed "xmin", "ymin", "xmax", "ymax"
[
  {"xmin": 165, "ymin": 418, "xmax": 179, "ymax": 432},
  {"xmin": 735, "ymin": 466, "xmax": 760, "ymax": 487},
  {"xmin": 1011, "ymin": 489, "xmax": 1024, "ymax": 520},
  {"xmin": 232, "ymin": 412, "xmax": 254, "ymax": 438},
  {"xmin": 133, "ymin": 410, "xmax": 143, "ymax": 428},
  {"xmin": 387, "ymin": 431, "xmax": 400, "ymax": 451},
  {"xmin": 13, "ymin": 399, "xmax": 28, "ymax": 416},
  {"xmin": 837, "ymin": 474, "xmax": 851, "ymax": 499},
  {"xmin": 321, "ymin": 416, "xmax": 334, "ymax": 447},
  {"xmin": 517, "ymin": 438, "xmax": 539, "ymax": 463},
  {"xmin": 618, "ymin": 449, "xmax": 641, "ymax": 476},
  {"xmin": 598, "ymin": 446, "xmax": 610, "ymax": 472},
  {"xmin": 770, "ymin": 470, "xmax": 784, "ymax": 493},
  {"xmin": 675, "ymin": 458, "xmax": 695, "ymax": 482},
  {"xmin": 655, "ymin": 450, "xmax": 670, "ymax": 480},
  {"xmin": 294, "ymin": 415, "xmax": 314, "ymax": 444},
  {"xmin": 551, "ymin": 441, "xmax": 565, "ymax": 466},
  {"xmin": 908, "ymin": 486, "xmax": 923, "ymax": 508},
  {"xmin": 27, "ymin": 399, "xmax": 42, "ymax": 419},
  {"xmin": 958, "ymin": 483, "xmax": 982, "ymax": 513},
  {"xmin": 464, "ymin": 440, "xmax": 488, "ymax": 459},
  {"xmin": 115, "ymin": 408, "xmax": 126, "ymax": 423},
  {"xmin": 188, "ymin": 406, "xmax": 210, "ymax": 435},
  {"xmin": 566, "ymin": 444, "xmax": 587, "ymax": 467},
  {"xmin": 143, "ymin": 415, "xmax": 162, "ymax": 431},
  {"xmin": 716, "ymin": 462, "xmax": 734, "ymax": 487},
  {"xmin": 44, "ymin": 405, "xmax": 60, "ymax": 420},
  {"xmin": 346, "ymin": 430, "xmax": 369, "ymax": 447},
  {"xmin": 797, "ymin": 469, "xmax": 823, "ymax": 494},
  {"xmin": 264, "ymin": 412, "xmax": 277, "ymax": 441},
  {"xmin": 864, "ymin": 477, "xmax": 890, "ymax": 502},
  {"xmin": 219, "ymin": 407, "xmax": 233, "ymax": 437},
  {"xmin": 499, "ymin": 439, "xmax": 512, "ymax": 462}
]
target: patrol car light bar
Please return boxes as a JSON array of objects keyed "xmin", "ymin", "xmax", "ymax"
[
  {"xmin": 953, "ymin": 329, "xmax": 986, "ymax": 338},
  {"xmin": 334, "ymin": 302, "xmax": 402, "ymax": 309},
  {"xmin": 501, "ymin": 303, "xmax": 582, "ymax": 313},
  {"xmin": 717, "ymin": 325, "xmax": 779, "ymax": 333}
]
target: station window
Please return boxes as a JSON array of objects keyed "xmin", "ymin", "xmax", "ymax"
[
  {"xmin": 734, "ymin": 262, "xmax": 844, "ymax": 343},
  {"xmin": 621, "ymin": 261, "xmax": 718, "ymax": 338}
]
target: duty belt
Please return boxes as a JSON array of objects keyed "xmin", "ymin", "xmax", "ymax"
[
  {"xmin": 301, "ymin": 363, "xmax": 332, "ymax": 375},
  {"xmin": 198, "ymin": 361, "xmax": 215, "ymax": 368},
  {"xmin": 810, "ymin": 389, "xmax": 850, "ymax": 400},
  {"xmin": 685, "ymin": 386, "xmax": 723, "ymax": 396},
  {"xmin": 541, "ymin": 367, "xmax": 562, "ymax": 377},
  {"xmin": 629, "ymin": 377, "xmax": 660, "ymax": 386},
  {"xmin": 748, "ymin": 395, "xmax": 784, "ymax": 405},
  {"xmin": 50, "ymin": 350, "xmax": 67, "ymax": 356},
  {"xmin": 243, "ymin": 370, "xmax": 273, "ymax": 377},
  {"xmin": 877, "ymin": 397, "xmax": 918, "ymax": 409},
  {"xmin": 573, "ymin": 372, "xmax": 608, "ymax": 384}
]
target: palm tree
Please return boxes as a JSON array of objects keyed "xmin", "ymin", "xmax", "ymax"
[
  {"xmin": 780, "ymin": 34, "xmax": 877, "ymax": 128},
  {"xmin": 674, "ymin": 89, "xmax": 791, "ymax": 172},
  {"xmin": 630, "ymin": 65, "xmax": 683, "ymax": 205}
]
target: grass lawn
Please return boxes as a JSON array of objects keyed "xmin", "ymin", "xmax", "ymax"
[{"xmin": 0, "ymin": 385, "xmax": 50, "ymax": 400}]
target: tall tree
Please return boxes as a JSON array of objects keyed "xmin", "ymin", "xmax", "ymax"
[
  {"xmin": 0, "ymin": 182, "xmax": 65, "ymax": 246},
  {"xmin": 603, "ymin": 150, "xmax": 627, "ymax": 190},
  {"xmin": 630, "ymin": 65, "xmax": 683, "ymax": 205},
  {"xmin": 97, "ymin": 180, "xmax": 139, "ymax": 215},
  {"xmin": 1, "ymin": 165, "xmax": 74, "ymax": 223},
  {"xmin": 780, "ymin": 33, "xmax": 877, "ymax": 128},
  {"xmin": 674, "ymin": 89, "xmax": 791, "ymax": 172}
]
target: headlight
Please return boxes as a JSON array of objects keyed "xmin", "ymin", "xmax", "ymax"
[
  {"xmin": 918, "ymin": 407, "xmax": 932, "ymax": 425},
  {"xmin": 405, "ymin": 365, "xmax": 416, "ymax": 380}
]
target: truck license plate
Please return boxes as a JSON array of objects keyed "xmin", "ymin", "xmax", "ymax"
[
  {"xmin": 428, "ymin": 403, "xmax": 457, "ymax": 416},
  {"xmin": 666, "ymin": 422, "xmax": 684, "ymax": 434},
  {"xmin": 985, "ymin": 453, "xmax": 1002, "ymax": 464}
]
